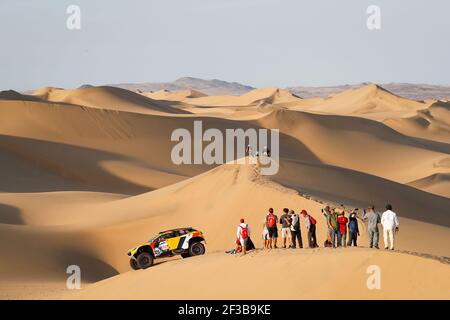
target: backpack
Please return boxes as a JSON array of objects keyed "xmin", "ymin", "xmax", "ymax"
[
  {"xmin": 267, "ymin": 214, "xmax": 276, "ymax": 227},
  {"xmin": 241, "ymin": 225, "xmax": 248, "ymax": 239},
  {"xmin": 309, "ymin": 215, "xmax": 317, "ymax": 225}
]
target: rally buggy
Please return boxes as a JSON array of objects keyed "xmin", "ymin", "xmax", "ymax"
[{"xmin": 127, "ymin": 227, "xmax": 206, "ymax": 270}]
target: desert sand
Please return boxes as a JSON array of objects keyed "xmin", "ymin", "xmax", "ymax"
[{"xmin": 0, "ymin": 83, "xmax": 449, "ymax": 299}]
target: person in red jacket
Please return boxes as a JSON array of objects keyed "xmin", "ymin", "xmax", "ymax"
[{"xmin": 338, "ymin": 212, "xmax": 349, "ymax": 247}]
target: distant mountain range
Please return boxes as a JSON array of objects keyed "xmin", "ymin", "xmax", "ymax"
[
  {"xmin": 287, "ymin": 83, "xmax": 450, "ymax": 101},
  {"xmin": 109, "ymin": 77, "xmax": 254, "ymax": 96},
  {"xmin": 107, "ymin": 77, "xmax": 450, "ymax": 101}
]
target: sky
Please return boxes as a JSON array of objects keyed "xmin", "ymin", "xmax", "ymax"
[{"xmin": 1, "ymin": 0, "xmax": 449, "ymax": 91}]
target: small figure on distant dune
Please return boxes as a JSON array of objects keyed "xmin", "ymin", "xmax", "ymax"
[
  {"xmin": 381, "ymin": 204, "xmax": 399, "ymax": 250},
  {"xmin": 245, "ymin": 145, "xmax": 253, "ymax": 156}
]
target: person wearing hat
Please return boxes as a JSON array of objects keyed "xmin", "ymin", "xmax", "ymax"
[
  {"xmin": 347, "ymin": 210, "xmax": 360, "ymax": 246},
  {"xmin": 289, "ymin": 209, "xmax": 303, "ymax": 249},
  {"xmin": 327, "ymin": 208, "xmax": 340, "ymax": 248},
  {"xmin": 236, "ymin": 218, "xmax": 251, "ymax": 255},
  {"xmin": 381, "ymin": 204, "xmax": 399, "ymax": 250}
]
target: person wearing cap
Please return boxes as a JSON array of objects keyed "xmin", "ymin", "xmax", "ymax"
[
  {"xmin": 327, "ymin": 208, "xmax": 340, "ymax": 248},
  {"xmin": 289, "ymin": 209, "xmax": 303, "ymax": 249},
  {"xmin": 381, "ymin": 204, "xmax": 399, "ymax": 250},
  {"xmin": 347, "ymin": 210, "xmax": 360, "ymax": 246},
  {"xmin": 265, "ymin": 208, "xmax": 278, "ymax": 249},
  {"xmin": 280, "ymin": 208, "xmax": 293, "ymax": 248},
  {"xmin": 236, "ymin": 218, "xmax": 251, "ymax": 255}
]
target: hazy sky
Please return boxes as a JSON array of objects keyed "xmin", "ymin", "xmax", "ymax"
[{"xmin": 1, "ymin": 0, "xmax": 449, "ymax": 91}]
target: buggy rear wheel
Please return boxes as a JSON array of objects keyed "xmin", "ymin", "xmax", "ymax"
[{"xmin": 189, "ymin": 242, "xmax": 205, "ymax": 256}]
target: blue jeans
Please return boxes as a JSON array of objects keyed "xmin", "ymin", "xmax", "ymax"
[
  {"xmin": 331, "ymin": 229, "xmax": 340, "ymax": 248},
  {"xmin": 369, "ymin": 229, "xmax": 379, "ymax": 248}
]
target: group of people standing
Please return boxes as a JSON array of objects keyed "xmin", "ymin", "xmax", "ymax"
[
  {"xmin": 323, "ymin": 205, "xmax": 360, "ymax": 248},
  {"xmin": 323, "ymin": 204, "xmax": 399, "ymax": 250},
  {"xmin": 233, "ymin": 204, "xmax": 400, "ymax": 255},
  {"xmin": 262, "ymin": 208, "xmax": 319, "ymax": 249}
]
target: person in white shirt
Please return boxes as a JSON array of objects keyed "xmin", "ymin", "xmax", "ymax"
[
  {"xmin": 381, "ymin": 204, "xmax": 399, "ymax": 250},
  {"xmin": 262, "ymin": 218, "xmax": 269, "ymax": 249},
  {"xmin": 236, "ymin": 218, "xmax": 251, "ymax": 255}
]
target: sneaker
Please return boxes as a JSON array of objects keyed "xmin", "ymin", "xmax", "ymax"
[
  {"xmin": 384, "ymin": 247, "xmax": 389, "ymax": 250},
  {"xmin": 274, "ymin": 245, "xmax": 278, "ymax": 249},
  {"xmin": 375, "ymin": 246, "xmax": 380, "ymax": 249},
  {"xmin": 391, "ymin": 248, "xmax": 395, "ymax": 250}
]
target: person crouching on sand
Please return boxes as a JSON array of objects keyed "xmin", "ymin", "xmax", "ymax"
[{"xmin": 237, "ymin": 218, "xmax": 251, "ymax": 255}]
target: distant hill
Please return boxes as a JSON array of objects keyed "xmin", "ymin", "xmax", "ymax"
[
  {"xmin": 288, "ymin": 83, "xmax": 450, "ymax": 101},
  {"xmin": 24, "ymin": 79, "xmax": 450, "ymax": 101},
  {"xmin": 109, "ymin": 77, "xmax": 255, "ymax": 96}
]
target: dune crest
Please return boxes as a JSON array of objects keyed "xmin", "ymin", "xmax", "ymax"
[{"xmin": 32, "ymin": 85, "xmax": 189, "ymax": 115}]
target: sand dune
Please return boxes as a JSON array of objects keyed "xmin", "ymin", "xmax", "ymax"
[
  {"xmin": 0, "ymin": 90, "xmax": 43, "ymax": 102},
  {"xmin": 407, "ymin": 173, "xmax": 450, "ymax": 198},
  {"xmin": 145, "ymin": 89, "xmax": 208, "ymax": 100},
  {"xmin": 179, "ymin": 87, "xmax": 302, "ymax": 107},
  {"xmin": 33, "ymin": 86, "xmax": 189, "ymax": 115},
  {"xmin": 0, "ymin": 83, "xmax": 449, "ymax": 299},
  {"xmin": 258, "ymin": 109, "xmax": 449, "ymax": 185},
  {"xmin": 291, "ymin": 84, "xmax": 428, "ymax": 121},
  {"xmin": 66, "ymin": 249, "xmax": 450, "ymax": 300},
  {"xmin": 1, "ymin": 161, "xmax": 449, "ymax": 299},
  {"xmin": 384, "ymin": 101, "xmax": 450, "ymax": 143}
]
